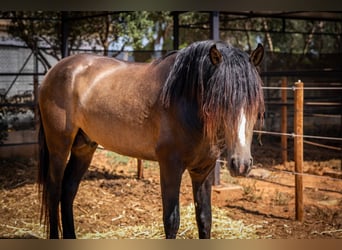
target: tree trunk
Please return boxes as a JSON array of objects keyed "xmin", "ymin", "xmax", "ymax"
[{"xmin": 262, "ymin": 18, "xmax": 273, "ymax": 52}]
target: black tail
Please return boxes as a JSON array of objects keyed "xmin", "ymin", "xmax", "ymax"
[{"xmin": 37, "ymin": 107, "xmax": 50, "ymax": 233}]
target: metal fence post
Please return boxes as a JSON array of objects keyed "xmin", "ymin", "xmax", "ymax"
[{"xmin": 281, "ymin": 77, "xmax": 288, "ymax": 167}]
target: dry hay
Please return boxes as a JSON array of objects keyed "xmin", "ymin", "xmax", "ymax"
[
  {"xmin": 0, "ymin": 184, "xmax": 44, "ymax": 239},
  {"xmin": 0, "ymin": 157, "xmax": 261, "ymax": 239},
  {"xmin": 0, "ymin": 182, "xmax": 260, "ymax": 239},
  {"xmin": 79, "ymin": 203, "xmax": 260, "ymax": 239}
]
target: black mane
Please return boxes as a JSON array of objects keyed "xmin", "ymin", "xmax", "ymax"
[{"xmin": 160, "ymin": 40, "xmax": 264, "ymax": 146}]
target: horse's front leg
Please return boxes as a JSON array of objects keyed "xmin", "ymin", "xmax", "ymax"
[
  {"xmin": 157, "ymin": 153, "xmax": 185, "ymax": 239},
  {"xmin": 190, "ymin": 168, "xmax": 215, "ymax": 239}
]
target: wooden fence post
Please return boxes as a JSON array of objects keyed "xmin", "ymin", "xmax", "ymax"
[
  {"xmin": 294, "ymin": 80, "xmax": 304, "ymax": 222},
  {"xmin": 137, "ymin": 159, "xmax": 143, "ymax": 179},
  {"xmin": 281, "ymin": 77, "xmax": 288, "ymax": 167}
]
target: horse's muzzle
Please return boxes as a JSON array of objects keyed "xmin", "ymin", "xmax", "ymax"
[{"xmin": 229, "ymin": 157, "xmax": 253, "ymax": 177}]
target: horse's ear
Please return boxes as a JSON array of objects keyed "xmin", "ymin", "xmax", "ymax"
[
  {"xmin": 209, "ymin": 45, "xmax": 222, "ymax": 65},
  {"xmin": 250, "ymin": 43, "xmax": 264, "ymax": 66}
]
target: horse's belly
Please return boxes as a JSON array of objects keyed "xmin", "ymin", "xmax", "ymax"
[
  {"xmin": 101, "ymin": 129, "xmax": 158, "ymax": 161},
  {"xmin": 79, "ymin": 114, "xmax": 159, "ymax": 161}
]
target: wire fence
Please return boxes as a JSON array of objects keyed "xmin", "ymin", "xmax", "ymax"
[
  {"xmin": 215, "ymin": 159, "xmax": 342, "ymax": 184},
  {"xmin": 257, "ymin": 82, "xmax": 342, "ymax": 144},
  {"xmin": 244, "ymin": 81, "xmax": 342, "ymax": 196},
  {"xmin": 217, "ymin": 80, "xmax": 342, "ymax": 221}
]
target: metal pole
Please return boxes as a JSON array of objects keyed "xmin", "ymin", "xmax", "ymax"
[
  {"xmin": 33, "ymin": 40, "xmax": 39, "ymax": 129},
  {"xmin": 213, "ymin": 160, "xmax": 221, "ymax": 186},
  {"xmin": 281, "ymin": 77, "xmax": 288, "ymax": 167},
  {"xmin": 61, "ymin": 11, "xmax": 69, "ymax": 58},
  {"xmin": 211, "ymin": 11, "xmax": 220, "ymax": 41},
  {"xmin": 294, "ymin": 80, "xmax": 304, "ymax": 222},
  {"xmin": 172, "ymin": 12, "xmax": 179, "ymax": 50}
]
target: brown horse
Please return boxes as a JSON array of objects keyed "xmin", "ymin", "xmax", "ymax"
[{"xmin": 38, "ymin": 40, "xmax": 264, "ymax": 239}]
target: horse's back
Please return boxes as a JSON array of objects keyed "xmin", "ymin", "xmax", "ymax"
[
  {"xmin": 40, "ymin": 53, "xmax": 158, "ymax": 112},
  {"xmin": 41, "ymin": 54, "xmax": 124, "ymax": 90}
]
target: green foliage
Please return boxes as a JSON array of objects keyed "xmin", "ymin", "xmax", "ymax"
[
  {"xmin": 219, "ymin": 15, "xmax": 341, "ymax": 55},
  {"xmin": 178, "ymin": 12, "xmax": 210, "ymax": 48},
  {"xmin": 121, "ymin": 12, "xmax": 154, "ymax": 49},
  {"xmin": 5, "ymin": 11, "xmax": 341, "ymax": 65},
  {"xmin": 141, "ymin": 11, "xmax": 173, "ymax": 51},
  {"xmin": 6, "ymin": 11, "xmax": 161, "ymax": 60},
  {"xmin": 74, "ymin": 12, "xmax": 155, "ymax": 52}
]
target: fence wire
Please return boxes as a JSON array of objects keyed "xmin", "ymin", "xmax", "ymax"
[
  {"xmin": 247, "ymin": 83, "xmax": 342, "ymax": 185},
  {"xmin": 216, "ymin": 159, "xmax": 342, "ymax": 184},
  {"xmin": 262, "ymin": 86, "xmax": 342, "ymax": 90},
  {"xmin": 253, "ymin": 130, "xmax": 342, "ymax": 142}
]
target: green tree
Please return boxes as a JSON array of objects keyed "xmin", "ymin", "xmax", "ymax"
[
  {"xmin": 75, "ymin": 12, "xmax": 155, "ymax": 55},
  {"xmin": 140, "ymin": 11, "xmax": 173, "ymax": 51},
  {"xmin": 5, "ymin": 11, "xmax": 157, "ymax": 66},
  {"xmin": 178, "ymin": 12, "xmax": 211, "ymax": 48},
  {"xmin": 5, "ymin": 11, "xmax": 341, "ymax": 67}
]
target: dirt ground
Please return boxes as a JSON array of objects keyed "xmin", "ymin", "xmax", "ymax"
[{"xmin": 0, "ymin": 138, "xmax": 341, "ymax": 239}]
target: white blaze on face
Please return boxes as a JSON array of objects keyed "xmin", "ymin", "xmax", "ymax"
[{"xmin": 238, "ymin": 109, "xmax": 247, "ymax": 146}]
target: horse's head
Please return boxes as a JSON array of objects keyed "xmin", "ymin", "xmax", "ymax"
[
  {"xmin": 207, "ymin": 43, "xmax": 265, "ymax": 177},
  {"xmin": 161, "ymin": 40, "xmax": 264, "ymax": 177}
]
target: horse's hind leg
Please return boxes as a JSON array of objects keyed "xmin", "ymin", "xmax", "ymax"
[
  {"xmin": 61, "ymin": 130, "xmax": 97, "ymax": 239},
  {"xmin": 46, "ymin": 142, "xmax": 73, "ymax": 239}
]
